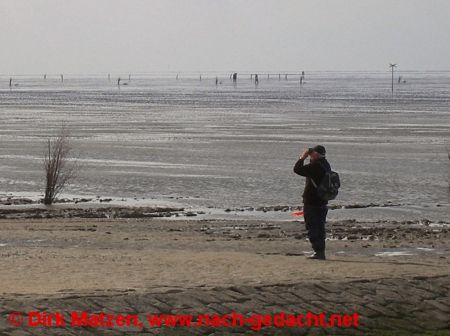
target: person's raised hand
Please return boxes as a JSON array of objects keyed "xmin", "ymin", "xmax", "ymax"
[{"xmin": 300, "ymin": 148, "xmax": 310, "ymax": 160}]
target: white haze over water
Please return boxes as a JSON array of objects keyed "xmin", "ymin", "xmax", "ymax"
[{"xmin": 1, "ymin": 0, "xmax": 450, "ymax": 74}]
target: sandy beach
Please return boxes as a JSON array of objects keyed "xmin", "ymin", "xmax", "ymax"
[{"xmin": 0, "ymin": 215, "xmax": 448, "ymax": 335}]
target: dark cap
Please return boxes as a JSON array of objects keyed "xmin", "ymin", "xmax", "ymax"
[{"xmin": 311, "ymin": 145, "xmax": 326, "ymax": 156}]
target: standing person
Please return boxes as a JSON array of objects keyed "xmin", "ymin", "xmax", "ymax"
[{"xmin": 293, "ymin": 145, "xmax": 331, "ymax": 260}]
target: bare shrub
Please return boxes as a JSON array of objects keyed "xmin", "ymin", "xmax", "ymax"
[{"xmin": 43, "ymin": 127, "xmax": 77, "ymax": 205}]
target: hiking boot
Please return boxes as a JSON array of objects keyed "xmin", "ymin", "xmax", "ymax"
[{"xmin": 308, "ymin": 252, "xmax": 326, "ymax": 260}]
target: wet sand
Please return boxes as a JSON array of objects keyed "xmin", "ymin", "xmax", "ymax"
[
  {"xmin": 2, "ymin": 74, "xmax": 450, "ymax": 214},
  {"xmin": 0, "ymin": 217, "xmax": 449, "ymax": 335},
  {"xmin": 0, "ymin": 217, "xmax": 448, "ymax": 295}
]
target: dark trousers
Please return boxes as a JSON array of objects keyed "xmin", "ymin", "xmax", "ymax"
[{"xmin": 303, "ymin": 204, "xmax": 328, "ymax": 253}]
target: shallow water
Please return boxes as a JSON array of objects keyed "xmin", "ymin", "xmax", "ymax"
[{"xmin": 1, "ymin": 72, "xmax": 449, "ymax": 220}]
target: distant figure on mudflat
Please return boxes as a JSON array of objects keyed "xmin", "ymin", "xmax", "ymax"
[
  {"xmin": 9, "ymin": 78, "xmax": 12, "ymax": 87},
  {"xmin": 232, "ymin": 73, "xmax": 237, "ymax": 82},
  {"xmin": 117, "ymin": 77, "xmax": 121, "ymax": 86},
  {"xmin": 61, "ymin": 74, "xmax": 64, "ymax": 82},
  {"xmin": 215, "ymin": 76, "xmax": 218, "ymax": 86},
  {"xmin": 254, "ymin": 74, "xmax": 259, "ymax": 85},
  {"xmin": 44, "ymin": 74, "xmax": 47, "ymax": 80}
]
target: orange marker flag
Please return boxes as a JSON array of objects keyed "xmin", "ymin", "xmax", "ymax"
[{"xmin": 291, "ymin": 210, "xmax": 304, "ymax": 217}]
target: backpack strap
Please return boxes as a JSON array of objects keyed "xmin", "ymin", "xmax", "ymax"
[{"xmin": 310, "ymin": 160, "xmax": 331, "ymax": 188}]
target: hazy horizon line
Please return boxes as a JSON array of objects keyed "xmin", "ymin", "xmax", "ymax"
[{"xmin": 2, "ymin": 69, "xmax": 450, "ymax": 77}]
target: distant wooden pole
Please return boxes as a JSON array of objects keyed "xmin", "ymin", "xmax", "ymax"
[{"xmin": 389, "ymin": 63, "xmax": 397, "ymax": 95}]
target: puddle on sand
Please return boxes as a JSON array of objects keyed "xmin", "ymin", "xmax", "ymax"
[
  {"xmin": 0, "ymin": 239, "xmax": 46, "ymax": 247},
  {"xmin": 372, "ymin": 247, "xmax": 448, "ymax": 257},
  {"xmin": 335, "ymin": 247, "xmax": 448, "ymax": 258},
  {"xmin": 374, "ymin": 251, "xmax": 416, "ymax": 257}
]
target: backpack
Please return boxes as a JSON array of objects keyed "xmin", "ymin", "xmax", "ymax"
[{"xmin": 310, "ymin": 163, "xmax": 340, "ymax": 201}]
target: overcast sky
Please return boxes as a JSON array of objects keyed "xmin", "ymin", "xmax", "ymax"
[{"xmin": 1, "ymin": 0, "xmax": 449, "ymax": 74}]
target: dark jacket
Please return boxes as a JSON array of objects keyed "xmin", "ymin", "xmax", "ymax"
[{"xmin": 293, "ymin": 157, "xmax": 331, "ymax": 206}]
